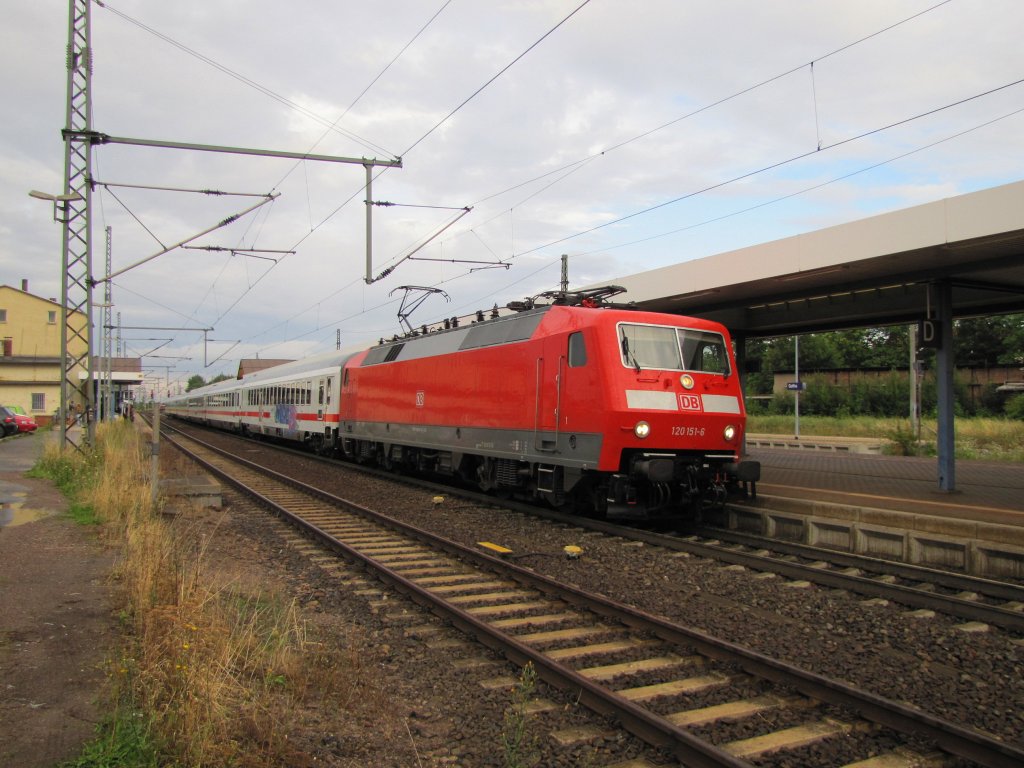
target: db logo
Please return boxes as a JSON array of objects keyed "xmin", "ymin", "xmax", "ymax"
[
  {"xmin": 678, "ymin": 393, "xmax": 702, "ymax": 411},
  {"xmin": 415, "ymin": 391, "xmax": 425, "ymax": 408}
]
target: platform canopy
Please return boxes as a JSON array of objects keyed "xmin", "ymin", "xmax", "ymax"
[
  {"xmin": 78, "ymin": 357, "xmax": 144, "ymax": 384},
  {"xmin": 605, "ymin": 180, "xmax": 1024, "ymax": 337},
  {"xmin": 596, "ymin": 180, "xmax": 1024, "ymax": 495}
]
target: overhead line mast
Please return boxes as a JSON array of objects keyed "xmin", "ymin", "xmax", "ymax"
[
  {"xmin": 51, "ymin": 0, "xmax": 402, "ymax": 452},
  {"xmin": 59, "ymin": 0, "xmax": 95, "ymax": 450}
]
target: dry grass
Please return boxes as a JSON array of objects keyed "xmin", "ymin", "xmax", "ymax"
[{"xmin": 39, "ymin": 420, "xmax": 361, "ymax": 767}]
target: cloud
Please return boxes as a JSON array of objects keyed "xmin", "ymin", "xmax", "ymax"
[{"xmin": 3, "ymin": 0, "xmax": 1023, "ymax": 392}]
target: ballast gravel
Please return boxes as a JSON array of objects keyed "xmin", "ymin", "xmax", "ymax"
[{"xmin": 171, "ymin": 428, "xmax": 1024, "ymax": 765}]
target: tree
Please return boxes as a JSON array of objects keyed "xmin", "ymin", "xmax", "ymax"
[
  {"xmin": 760, "ymin": 333, "xmax": 841, "ymax": 372},
  {"xmin": 955, "ymin": 315, "xmax": 1024, "ymax": 367},
  {"xmin": 186, "ymin": 375, "xmax": 206, "ymax": 392}
]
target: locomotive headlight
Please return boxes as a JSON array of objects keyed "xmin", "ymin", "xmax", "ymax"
[
  {"xmin": 723, "ymin": 424, "xmax": 737, "ymax": 442},
  {"xmin": 634, "ymin": 421, "xmax": 651, "ymax": 439},
  {"xmin": 680, "ymin": 374, "xmax": 695, "ymax": 390}
]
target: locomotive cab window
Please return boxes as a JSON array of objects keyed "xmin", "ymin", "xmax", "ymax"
[
  {"xmin": 568, "ymin": 332, "xmax": 587, "ymax": 367},
  {"xmin": 618, "ymin": 323, "xmax": 730, "ymax": 376},
  {"xmin": 679, "ymin": 330, "xmax": 730, "ymax": 375}
]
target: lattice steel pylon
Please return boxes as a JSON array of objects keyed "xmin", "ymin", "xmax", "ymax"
[
  {"xmin": 59, "ymin": 0, "xmax": 95, "ymax": 449},
  {"xmin": 102, "ymin": 225, "xmax": 113, "ymax": 422}
]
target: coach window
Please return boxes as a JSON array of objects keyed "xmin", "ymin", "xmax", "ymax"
[
  {"xmin": 318, "ymin": 380, "xmax": 324, "ymax": 405},
  {"xmin": 568, "ymin": 332, "xmax": 587, "ymax": 367},
  {"xmin": 325, "ymin": 377, "xmax": 333, "ymax": 405}
]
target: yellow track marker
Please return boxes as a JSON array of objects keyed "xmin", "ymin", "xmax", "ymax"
[{"xmin": 477, "ymin": 541, "xmax": 513, "ymax": 555}]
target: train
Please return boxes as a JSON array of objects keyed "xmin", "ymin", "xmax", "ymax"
[{"xmin": 165, "ymin": 286, "xmax": 760, "ymax": 520}]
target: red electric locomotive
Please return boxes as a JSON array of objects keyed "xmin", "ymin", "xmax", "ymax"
[{"xmin": 335, "ymin": 287, "xmax": 759, "ymax": 519}]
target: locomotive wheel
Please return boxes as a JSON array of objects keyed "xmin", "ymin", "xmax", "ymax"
[{"xmin": 568, "ymin": 476, "xmax": 607, "ymax": 520}]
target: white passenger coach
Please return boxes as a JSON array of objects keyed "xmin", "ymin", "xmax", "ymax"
[{"xmin": 164, "ymin": 349, "xmax": 353, "ymax": 452}]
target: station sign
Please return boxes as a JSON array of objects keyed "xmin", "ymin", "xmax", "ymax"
[
  {"xmin": 918, "ymin": 318, "xmax": 942, "ymax": 349},
  {"xmin": 786, "ymin": 381, "xmax": 806, "ymax": 391}
]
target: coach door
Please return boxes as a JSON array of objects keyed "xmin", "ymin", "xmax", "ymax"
[
  {"xmin": 255, "ymin": 387, "xmax": 264, "ymax": 430},
  {"xmin": 317, "ymin": 378, "xmax": 326, "ymax": 421}
]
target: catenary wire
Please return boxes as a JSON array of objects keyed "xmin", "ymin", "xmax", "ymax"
[
  {"xmin": 98, "ymin": 0, "xmax": 944, "ymax": 352},
  {"xmin": 94, "ymin": 1, "xmax": 398, "ymax": 160},
  {"xmin": 229, "ymin": 82, "xmax": 1024, "ymax": 361},
  {"xmin": 267, "ymin": 0, "xmax": 454, "ymax": 193},
  {"xmin": 198, "ymin": 0, "xmax": 597, "ymax": 336},
  {"xmin": 92, "ymin": 0, "xmax": 1003, "ymax": 372},
  {"xmin": 246, "ymin": 104, "xmax": 1024, "ymax": 359},
  {"xmin": 510, "ymin": 76, "xmax": 1024, "ymax": 259},
  {"xmin": 463, "ymin": 0, "xmax": 957, "ymax": 210}
]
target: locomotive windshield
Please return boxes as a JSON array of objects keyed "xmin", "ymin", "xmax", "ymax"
[{"xmin": 618, "ymin": 323, "xmax": 730, "ymax": 375}]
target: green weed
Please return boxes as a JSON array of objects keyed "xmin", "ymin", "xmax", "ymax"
[
  {"xmin": 502, "ymin": 662, "xmax": 540, "ymax": 768},
  {"xmin": 57, "ymin": 707, "xmax": 164, "ymax": 768}
]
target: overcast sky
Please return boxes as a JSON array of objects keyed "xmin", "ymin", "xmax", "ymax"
[{"xmin": 3, "ymin": 0, "xmax": 1022, "ymax": 391}]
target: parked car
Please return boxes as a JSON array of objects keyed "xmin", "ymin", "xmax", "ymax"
[
  {"xmin": 3, "ymin": 405, "xmax": 37, "ymax": 434},
  {"xmin": 0, "ymin": 406, "xmax": 18, "ymax": 437}
]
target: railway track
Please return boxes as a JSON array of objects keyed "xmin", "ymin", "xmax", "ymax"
[
  {"xmin": 160, "ymin": 424, "xmax": 1024, "ymax": 768},
  {"xmin": 163, "ymin": 419, "xmax": 1024, "ymax": 635},
  {"xmin": 690, "ymin": 527, "xmax": 1024, "ymax": 632}
]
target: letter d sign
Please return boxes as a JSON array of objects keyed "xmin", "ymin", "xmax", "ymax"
[{"xmin": 918, "ymin": 319, "xmax": 941, "ymax": 349}]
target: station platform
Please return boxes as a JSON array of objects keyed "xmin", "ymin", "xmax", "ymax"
[
  {"xmin": 747, "ymin": 433, "xmax": 885, "ymax": 454},
  {"xmin": 745, "ymin": 445, "xmax": 1024, "ymax": 525},
  {"xmin": 731, "ymin": 444, "xmax": 1024, "ymax": 578}
]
